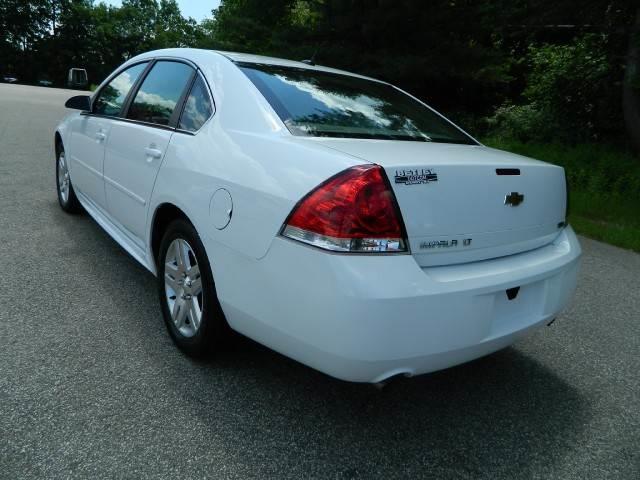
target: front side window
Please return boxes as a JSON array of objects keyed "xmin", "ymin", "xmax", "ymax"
[
  {"xmin": 178, "ymin": 76, "xmax": 213, "ymax": 132},
  {"xmin": 240, "ymin": 63, "xmax": 476, "ymax": 144},
  {"xmin": 93, "ymin": 62, "xmax": 148, "ymax": 116},
  {"xmin": 128, "ymin": 61, "xmax": 193, "ymax": 126}
]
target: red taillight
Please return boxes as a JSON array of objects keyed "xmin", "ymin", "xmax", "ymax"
[{"xmin": 281, "ymin": 165, "xmax": 408, "ymax": 253}]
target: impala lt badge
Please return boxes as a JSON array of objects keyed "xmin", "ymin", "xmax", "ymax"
[
  {"xmin": 420, "ymin": 238, "xmax": 472, "ymax": 249},
  {"xmin": 504, "ymin": 192, "xmax": 524, "ymax": 207},
  {"xmin": 395, "ymin": 168, "xmax": 438, "ymax": 185}
]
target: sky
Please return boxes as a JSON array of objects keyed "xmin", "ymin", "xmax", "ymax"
[{"xmin": 102, "ymin": 0, "xmax": 221, "ymax": 22}]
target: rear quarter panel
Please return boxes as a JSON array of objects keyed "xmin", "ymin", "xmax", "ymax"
[{"xmin": 148, "ymin": 115, "xmax": 363, "ymax": 263}]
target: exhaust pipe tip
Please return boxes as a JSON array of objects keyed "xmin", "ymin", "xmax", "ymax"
[{"xmin": 372, "ymin": 371, "xmax": 412, "ymax": 390}]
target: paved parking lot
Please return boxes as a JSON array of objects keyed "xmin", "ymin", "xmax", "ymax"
[{"xmin": 0, "ymin": 83, "xmax": 639, "ymax": 479}]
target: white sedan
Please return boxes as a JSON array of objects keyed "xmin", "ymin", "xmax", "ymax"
[{"xmin": 55, "ymin": 48, "xmax": 581, "ymax": 383}]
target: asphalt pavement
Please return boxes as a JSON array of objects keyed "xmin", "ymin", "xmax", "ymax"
[{"xmin": 0, "ymin": 83, "xmax": 639, "ymax": 479}]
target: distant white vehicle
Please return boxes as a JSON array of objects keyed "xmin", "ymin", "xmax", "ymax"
[
  {"xmin": 66, "ymin": 68, "xmax": 87, "ymax": 89},
  {"xmin": 2, "ymin": 74, "xmax": 18, "ymax": 83},
  {"xmin": 54, "ymin": 49, "xmax": 581, "ymax": 383}
]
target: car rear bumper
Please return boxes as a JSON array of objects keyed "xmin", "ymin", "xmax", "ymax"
[{"xmin": 211, "ymin": 226, "xmax": 581, "ymax": 383}]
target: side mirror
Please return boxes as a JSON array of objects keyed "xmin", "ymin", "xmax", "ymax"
[{"xmin": 65, "ymin": 95, "xmax": 91, "ymax": 111}]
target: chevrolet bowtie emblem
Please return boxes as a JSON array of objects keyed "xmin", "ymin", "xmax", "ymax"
[{"xmin": 504, "ymin": 192, "xmax": 524, "ymax": 207}]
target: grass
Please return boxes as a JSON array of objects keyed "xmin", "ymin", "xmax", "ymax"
[{"xmin": 483, "ymin": 138, "xmax": 640, "ymax": 253}]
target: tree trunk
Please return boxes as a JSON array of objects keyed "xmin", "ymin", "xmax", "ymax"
[{"xmin": 623, "ymin": 8, "xmax": 640, "ymax": 154}]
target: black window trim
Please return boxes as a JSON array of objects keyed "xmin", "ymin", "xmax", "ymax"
[{"xmin": 83, "ymin": 56, "xmax": 213, "ymax": 135}]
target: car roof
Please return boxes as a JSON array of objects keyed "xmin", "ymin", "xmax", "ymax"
[
  {"xmin": 215, "ymin": 50, "xmax": 381, "ymax": 82},
  {"xmin": 131, "ymin": 48, "xmax": 383, "ymax": 84}
]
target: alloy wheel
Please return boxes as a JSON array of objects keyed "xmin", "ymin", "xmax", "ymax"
[
  {"xmin": 164, "ymin": 238, "xmax": 204, "ymax": 338},
  {"xmin": 57, "ymin": 151, "xmax": 70, "ymax": 204}
]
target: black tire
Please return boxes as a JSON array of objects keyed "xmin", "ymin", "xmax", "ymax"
[
  {"xmin": 157, "ymin": 218, "xmax": 227, "ymax": 357},
  {"xmin": 55, "ymin": 144, "xmax": 82, "ymax": 213}
]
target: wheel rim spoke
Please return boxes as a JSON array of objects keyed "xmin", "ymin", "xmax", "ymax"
[
  {"xmin": 165, "ymin": 259, "xmax": 182, "ymax": 280},
  {"xmin": 188, "ymin": 299, "xmax": 201, "ymax": 330},
  {"xmin": 164, "ymin": 271, "xmax": 180, "ymax": 292},
  {"xmin": 187, "ymin": 264, "xmax": 199, "ymax": 278},
  {"xmin": 190, "ymin": 277, "xmax": 202, "ymax": 296},
  {"xmin": 176, "ymin": 239, "xmax": 190, "ymax": 269},
  {"xmin": 173, "ymin": 296, "xmax": 187, "ymax": 328}
]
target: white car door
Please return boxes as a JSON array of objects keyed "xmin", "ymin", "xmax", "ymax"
[
  {"xmin": 68, "ymin": 115, "xmax": 109, "ymax": 208},
  {"xmin": 103, "ymin": 60, "xmax": 195, "ymax": 245},
  {"xmin": 68, "ymin": 62, "xmax": 149, "ymax": 210}
]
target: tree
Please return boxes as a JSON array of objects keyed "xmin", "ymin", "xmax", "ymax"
[
  {"xmin": 47, "ymin": 1, "xmax": 95, "ymax": 83},
  {"xmin": 198, "ymin": 0, "xmax": 296, "ymax": 52},
  {"xmin": 0, "ymin": 0, "xmax": 51, "ymax": 74},
  {"xmin": 154, "ymin": 0, "xmax": 199, "ymax": 48}
]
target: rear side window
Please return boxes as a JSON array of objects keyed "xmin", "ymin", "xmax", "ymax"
[
  {"xmin": 94, "ymin": 62, "xmax": 148, "ymax": 116},
  {"xmin": 127, "ymin": 61, "xmax": 194, "ymax": 126},
  {"xmin": 178, "ymin": 76, "xmax": 213, "ymax": 132}
]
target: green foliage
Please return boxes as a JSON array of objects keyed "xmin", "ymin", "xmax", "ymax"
[
  {"xmin": 0, "ymin": 0, "xmax": 51, "ymax": 49},
  {"xmin": 485, "ymin": 103, "xmax": 551, "ymax": 142},
  {"xmin": 525, "ymin": 35, "xmax": 611, "ymax": 141},
  {"xmin": 196, "ymin": 0, "xmax": 299, "ymax": 52},
  {"xmin": 486, "ymin": 35, "xmax": 616, "ymax": 143}
]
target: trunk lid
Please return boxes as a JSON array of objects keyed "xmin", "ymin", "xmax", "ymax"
[{"xmin": 307, "ymin": 139, "xmax": 567, "ymax": 266}]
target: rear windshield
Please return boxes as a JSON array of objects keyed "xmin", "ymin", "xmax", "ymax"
[
  {"xmin": 239, "ymin": 63, "xmax": 476, "ymax": 144},
  {"xmin": 72, "ymin": 70, "xmax": 87, "ymax": 82}
]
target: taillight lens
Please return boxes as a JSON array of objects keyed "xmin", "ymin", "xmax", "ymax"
[{"xmin": 281, "ymin": 165, "xmax": 408, "ymax": 253}]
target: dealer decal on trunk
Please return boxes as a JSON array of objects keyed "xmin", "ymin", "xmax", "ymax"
[{"xmin": 394, "ymin": 169, "xmax": 438, "ymax": 185}]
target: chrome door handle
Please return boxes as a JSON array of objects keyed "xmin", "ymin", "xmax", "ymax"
[
  {"xmin": 95, "ymin": 131, "xmax": 106, "ymax": 141},
  {"xmin": 144, "ymin": 147, "xmax": 163, "ymax": 160}
]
